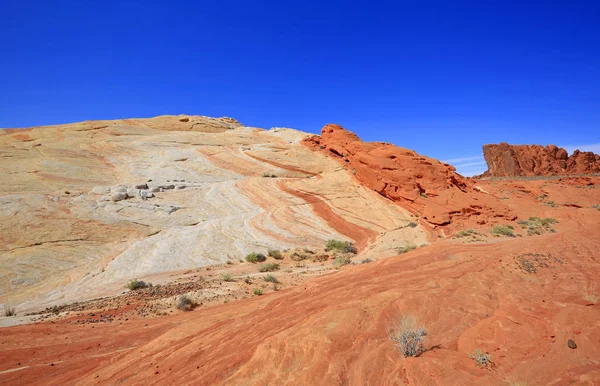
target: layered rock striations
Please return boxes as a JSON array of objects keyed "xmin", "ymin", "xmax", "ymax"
[
  {"xmin": 480, "ymin": 142, "xmax": 600, "ymax": 177},
  {"xmin": 302, "ymin": 124, "xmax": 515, "ymax": 225}
]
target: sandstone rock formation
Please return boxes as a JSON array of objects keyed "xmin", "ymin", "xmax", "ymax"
[
  {"xmin": 0, "ymin": 115, "xmax": 426, "ymax": 312},
  {"xmin": 480, "ymin": 142, "xmax": 600, "ymax": 177},
  {"xmin": 303, "ymin": 124, "xmax": 515, "ymax": 225}
]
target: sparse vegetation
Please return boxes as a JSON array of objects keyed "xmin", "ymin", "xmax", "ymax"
[
  {"xmin": 262, "ymin": 172, "xmax": 277, "ymax": 178},
  {"xmin": 469, "ymin": 348, "xmax": 493, "ymax": 368},
  {"xmin": 268, "ymin": 249, "xmax": 283, "ymax": 259},
  {"xmin": 361, "ymin": 258, "xmax": 373, "ymax": 264},
  {"xmin": 245, "ymin": 252, "xmax": 267, "ymax": 263},
  {"xmin": 253, "ymin": 288, "xmax": 264, "ymax": 296},
  {"xmin": 126, "ymin": 279, "xmax": 151, "ymax": 290},
  {"xmin": 490, "ymin": 225, "xmax": 515, "ymax": 237},
  {"xmin": 325, "ymin": 239, "xmax": 357, "ymax": 254},
  {"xmin": 420, "ymin": 192, "xmax": 428, "ymax": 198},
  {"xmin": 263, "ymin": 274, "xmax": 278, "ymax": 283},
  {"xmin": 226, "ymin": 260, "xmax": 233, "ymax": 265},
  {"xmin": 222, "ymin": 273, "xmax": 235, "ymax": 282},
  {"xmin": 177, "ymin": 295, "xmax": 195, "ymax": 311},
  {"xmin": 396, "ymin": 243, "xmax": 417, "ymax": 254},
  {"xmin": 544, "ymin": 200, "xmax": 556, "ymax": 207},
  {"xmin": 455, "ymin": 229, "xmax": 476, "ymax": 238},
  {"xmin": 517, "ymin": 217, "xmax": 557, "ymax": 235},
  {"xmin": 388, "ymin": 315, "xmax": 427, "ymax": 357},
  {"xmin": 582, "ymin": 283, "xmax": 597, "ymax": 304},
  {"xmin": 334, "ymin": 256, "xmax": 352, "ymax": 266},
  {"xmin": 593, "ymin": 204, "xmax": 600, "ymax": 210},
  {"xmin": 258, "ymin": 262, "xmax": 280, "ymax": 272},
  {"xmin": 407, "ymin": 222, "xmax": 417, "ymax": 228},
  {"xmin": 244, "ymin": 276, "xmax": 252, "ymax": 284},
  {"xmin": 4, "ymin": 305, "xmax": 16, "ymax": 317}
]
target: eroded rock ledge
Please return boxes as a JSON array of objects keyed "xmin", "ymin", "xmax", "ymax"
[{"xmin": 302, "ymin": 124, "xmax": 515, "ymax": 225}]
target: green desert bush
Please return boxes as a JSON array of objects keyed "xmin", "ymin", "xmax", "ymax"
[
  {"xmin": 253, "ymin": 288, "xmax": 264, "ymax": 296},
  {"xmin": 126, "ymin": 279, "xmax": 151, "ymax": 290},
  {"xmin": 334, "ymin": 256, "xmax": 352, "ymax": 266},
  {"xmin": 455, "ymin": 229, "xmax": 476, "ymax": 238},
  {"xmin": 263, "ymin": 274, "xmax": 278, "ymax": 283},
  {"xmin": 490, "ymin": 225, "xmax": 515, "ymax": 237},
  {"xmin": 325, "ymin": 239, "xmax": 357, "ymax": 254},
  {"xmin": 177, "ymin": 295, "xmax": 195, "ymax": 311},
  {"xmin": 396, "ymin": 243, "xmax": 417, "ymax": 254},
  {"xmin": 388, "ymin": 315, "xmax": 427, "ymax": 357},
  {"xmin": 517, "ymin": 217, "xmax": 558, "ymax": 235},
  {"xmin": 245, "ymin": 252, "xmax": 267, "ymax": 263},
  {"xmin": 258, "ymin": 263, "xmax": 280, "ymax": 272},
  {"xmin": 267, "ymin": 249, "xmax": 283, "ymax": 259},
  {"xmin": 222, "ymin": 273, "xmax": 235, "ymax": 282}
]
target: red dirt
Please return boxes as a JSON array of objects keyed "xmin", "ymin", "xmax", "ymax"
[
  {"xmin": 302, "ymin": 124, "xmax": 515, "ymax": 227},
  {"xmin": 480, "ymin": 142, "xmax": 600, "ymax": 177},
  {"xmin": 1, "ymin": 177, "xmax": 599, "ymax": 385}
]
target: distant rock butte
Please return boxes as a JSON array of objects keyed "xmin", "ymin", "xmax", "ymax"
[
  {"xmin": 480, "ymin": 142, "xmax": 600, "ymax": 177},
  {"xmin": 302, "ymin": 124, "xmax": 515, "ymax": 225}
]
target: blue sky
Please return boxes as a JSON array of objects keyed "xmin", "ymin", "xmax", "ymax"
[{"xmin": 1, "ymin": 1, "xmax": 598, "ymax": 176}]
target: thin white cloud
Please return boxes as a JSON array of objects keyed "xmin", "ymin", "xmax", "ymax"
[
  {"xmin": 442, "ymin": 156, "xmax": 484, "ymax": 164},
  {"xmin": 455, "ymin": 161, "xmax": 487, "ymax": 167},
  {"xmin": 456, "ymin": 165, "xmax": 488, "ymax": 177},
  {"xmin": 562, "ymin": 143, "xmax": 600, "ymax": 156}
]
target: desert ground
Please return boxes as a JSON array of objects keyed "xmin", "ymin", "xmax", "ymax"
[{"xmin": 0, "ymin": 115, "xmax": 599, "ymax": 385}]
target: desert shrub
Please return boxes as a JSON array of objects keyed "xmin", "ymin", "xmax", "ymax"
[
  {"xmin": 408, "ymin": 222, "xmax": 418, "ymax": 228},
  {"xmin": 226, "ymin": 260, "xmax": 233, "ymax": 265},
  {"xmin": 312, "ymin": 254, "xmax": 330, "ymax": 262},
  {"xmin": 593, "ymin": 204, "xmax": 600, "ymax": 210},
  {"xmin": 259, "ymin": 263, "xmax": 280, "ymax": 272},
  {"xmin": 469, "ymin": 348, "xmax": 493, "ymax": 367},
  {"xmin": 262, "ymin": 172, "xmax": 277, "ymax": 178},
  {"xmin": 388, "ymin": 315, "xmax": 427, "ymax": 357},
  {"xmin": 245, "ymin": 252, "xmax": 266, "ymax": 263},
  {"xmin": 263, "ymin": 274, "xmax": 278, "ymax": 283},
  {"xmin": 290, "ymin": 252, "xmax": 309, "ymax": 261},
  {"xmin": 518, "ymin": 217, "xmax": 558, "ymax": 235},
  {"xmin": 334, "ymin": 256, "xmax": 352, "ymax": 266},
  {"xmin": 544, "ymin": 200, "xmax": 556, "ymax": 207},
  {"xmin": 303, "ymin": 248, "xmax": 315, "ymax": 254},
  {"xmin": 4, "ymin": 305, "xmax": 16, "ymax": 317},
  {"xmin": 396, "ymin": 243, "xmax": 417, "ymax": 254},
  {"xmin": 177, "ymin": 295, "xmax": 195, "ymax": 311},
  {"xmin": 253, "ymin": 288, "xmax": 264, "ymax": 296},
  {"xmin": 325, "ymin": 239, "xmax": 357, "ymax": 254},
  {"xmin": 222, "ymin": 273, "xmax": 235, "ymax": 282},
  {"xmin": 244, "ymin": 276, "xmax": 252, "ymax": 284},
  {"xmin": 455, "ymin": 229, "xmax": 476, "ymax": 238},
  {"xmin": 267, "ymin": 249, "xmax": 283, "ymax": 259},
  {"xmin": 490, "ymin": 225, "xmax": 515, "ymax": 237},
  {"xmin": 126, "ymin": 279, "xmax": 151, "ymax": 290},
  {"xmin": 361, "ymin": 258, "xmax": 373, "ymax": 264}
]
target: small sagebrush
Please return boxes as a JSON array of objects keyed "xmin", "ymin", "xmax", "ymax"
[
  {"xmin": 177, "ymin": 295, "xmax": 195, "ymax": 311},
  {"xmin": 246, "ymin": 252, "xmax": 267, "ymax": 263},
  {"xmin": 222, "ymin": 273, "xmax": 235, "ymax": 282},
  {"xmin": 334, "ymin": 256, "xmax": 352, "ymax": 266},
  {"xmin": 388, "ymin": 315, "xmax": 427, "ymax": 357},
  {"xmin": 469, "ymin": 348, "xmax": 493, "ymax": 367},
  {"xmin": 258, "ymin": 263, "xmax": 280, "ymax": 272},
  {"xmin": 455, "ymin": 229, "xmax": 476, "ymax": 238},
  {"xmin": 263, "ymin": 274, "xmax": 278, "ymax": 283},
  {"xmin": 253, "ymin": 288, "xmax": 264, "ymax": 296},
  {"xmin": 396, "ymin": 243, "xmax": 417, "ymax": 254},
  {"xmin": 267, "ymin": 249, "xmax": 283, "ymax": 259},
  {"xmin": 4, "ymin": 305, "xmax": 16, "ymax": 317},
  {"xmin": 126, "ymin": 279, "xmax": 151, "ymax": 290},
  {"xmin": 490, "ymin": 225, "xmax": 515, "ymax": 237},
  {"xmin": 325, "ymin": 239, "xmax": 357, "ymax": 254}
]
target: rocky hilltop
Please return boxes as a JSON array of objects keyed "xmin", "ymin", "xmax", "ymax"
[
  {"xmin": 480, "ymin": 142, "xmax": 600, "ymax": 177},
  {"xmin": 303, "ymin": 124, "xmax": 514, "ymax": 225}
]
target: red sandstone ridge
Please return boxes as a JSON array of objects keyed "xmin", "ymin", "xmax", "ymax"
[
  {"xmin": 302, "ymin": 124, "xmax": 515, "ymax": 225},
  {"xmin": 480, "ymin": 142, "xmax": 600, "ymax": 177}
]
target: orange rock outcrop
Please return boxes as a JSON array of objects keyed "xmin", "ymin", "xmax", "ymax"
[
  {"xmin": 480, "ymin": 142, "xmax": 600, "ymax": 177},
  {"xmin": 302, "ymin": 124, "xmax": 515, "ymax": 225}
]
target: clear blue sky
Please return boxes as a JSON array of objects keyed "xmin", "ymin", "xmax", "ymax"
[{"xmin": 1, "ymin": 1, "xmax": 599, "ymax": 175}]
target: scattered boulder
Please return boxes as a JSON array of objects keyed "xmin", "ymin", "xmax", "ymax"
[
  {"xmin": 134, "ymin": 183, "xmax": 149, "ymax": 189},
  {"xmin": 111, "ymin": 192, "xmax": 128, "ymax": 202},
  {"xmin": 568, "ymin": 339, "xmax": 577, "ymax": 349},
  {"xmin": 90, "ymin": 186, "xmax": 111, "ymax": 195},
  {"xmin": 149, "ymin": 187, "xmax": 161, "ymax": 193},
  {"xmin": 161, "ymin": 184, "xmax": 175, "ymax": 190},
  {"xmin": 175, "ymin": 185, "xmax": 186, "ymax": 190}
]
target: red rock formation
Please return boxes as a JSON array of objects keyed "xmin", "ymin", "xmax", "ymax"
[
  {"xmin": 303, "ymin": 124, "xmax": 515, "ymax": 225},
  {"xmin": 480, "ymin": 142, "xmax": 600, "ymax": 177}
]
